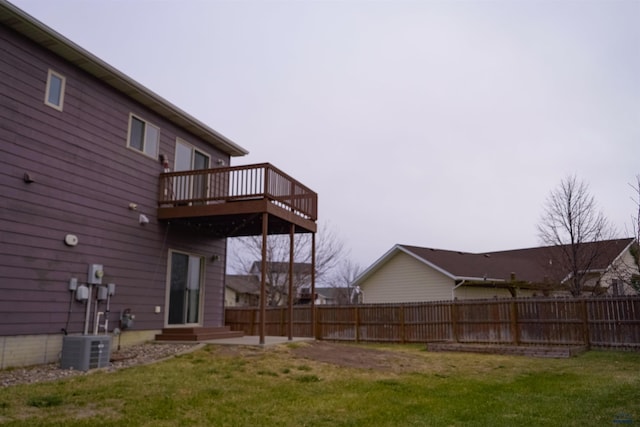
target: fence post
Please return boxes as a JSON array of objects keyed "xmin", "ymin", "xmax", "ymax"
[
  {"xmin": 224, "ymin": 296, "xmax": 640, "ymax": 346},
  {"xmin": 451, "ymin": 300, "xmax": 459, "ymax": 342},
  {"xmin": 400, "ymin": 304, "xmax": 406, "ymax": 344},
  {"xmin": 314, "ymin": 306, "xmax": 320, "ymax": 340},
  {"xmin": 510, "ymin": 300, "xmax": 519, "ymax": 345},
  {"xmin": 581, "ymin": 299, "xmax": 591, "ymax": 349},
  {"xmin": 355, "ymin": 306, "xmax": 360, "ymax": 343}
]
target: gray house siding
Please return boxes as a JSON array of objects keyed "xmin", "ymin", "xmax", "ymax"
[{"xmin": 0, "ymin": 20, "xmax": 228, "ymax": 346}]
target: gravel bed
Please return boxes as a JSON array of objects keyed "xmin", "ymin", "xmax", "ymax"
[{"xmin": 0, "ymin": 343, "xmax": 198, "ymax": 388}]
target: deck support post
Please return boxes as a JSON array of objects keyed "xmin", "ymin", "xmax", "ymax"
[
  {"xmin": 311, "ymin": 232, "xmax": 317, "ymax": 339},
  {"xmin": 288, "ymin": 223, "xmax": 294, "ymax": 340},
  {"xmin": 259, "ymin": 212, "xmax": 268, "ymax": 345}
]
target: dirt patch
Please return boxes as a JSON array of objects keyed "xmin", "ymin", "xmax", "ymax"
[{"xmin": 290, "ymin": 341, "xmax": 421, "ymax": 372}]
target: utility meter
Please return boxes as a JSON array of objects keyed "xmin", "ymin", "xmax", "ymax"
[
  {"xmin": 121, "ymin": 309, "xmax": 135, "ymax": 330},
  {"xmin": 76, "ymin": 285, "xmax": 89, "ymax": 301},
  {"xmin": 88, "ymin": 264, "xmax": 104, "ymax": 285},
  {"xmin": 97, "ymin": 286, "xmax": 108, "ymax": 301}
]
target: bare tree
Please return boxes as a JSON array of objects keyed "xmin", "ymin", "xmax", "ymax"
[
  {"xmin": 228, "ymin": 222, "xmax": 348, "ymax": 305},
  {"xmin": 630, "ymin": 175, "xmax": 640, "ymax": 292},
  {"xmin": 537, "ymin": 175, "xmax": 616, "ymax": 296},
  {"xmin": 605, "ymin": 175, "xmax": 640, "ymax": 295},
  {"xmin": 324, "ymin": 259, "xmax": 362, "ymax": 304},
  {"xmin": 611, "ymin": 175, "xmax": 640, "ymax": 294}
]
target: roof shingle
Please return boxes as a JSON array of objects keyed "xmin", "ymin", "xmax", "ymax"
[{"xmin": 399, "ymin": 238, "xmax": 634, "ymax": 284}]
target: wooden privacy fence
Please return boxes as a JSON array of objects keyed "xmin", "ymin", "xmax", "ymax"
[{"xmin": 225, "ymin": 296, "xmax": 640, "ymax": 349}]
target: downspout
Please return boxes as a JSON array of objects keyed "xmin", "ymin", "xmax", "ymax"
[{"xmin": 452, "ymin": 280, "xmax": 465, "ymax": 300}]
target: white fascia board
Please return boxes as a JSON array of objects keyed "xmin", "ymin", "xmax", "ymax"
[
  {"xmin": 560, "ymin": 268, "xmax": 608, "ymax": 284},
  {"xmin": 398, "ymin": 247, "xmax": 458, "ymax": 280},
  {"xmin": 454, "ymin": 276, "xmax": 506, "ymax": 283},
  {"xmin": 1, "ymin": 1, "xmax": 249, "ymax": 157},
  {"xmin": 351, "ymin": 245, "xmax": 404, "ymax": 287},
  {"xmin": 563, "ymin": 239, "xmax": 635, "ymax": 281},
  {"xmin": 605, "ymin": 239, "xmax": 636, "ymax": 273},
  {"xmin": 398, "ymin": 248, "xmax": 509, "ymax": 282}
]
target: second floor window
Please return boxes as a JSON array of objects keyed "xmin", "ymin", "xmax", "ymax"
[
  {"xmin": 44, "ymin": 69, "xmax": 65, "ymax": 111},
  {"xmin": 128, "ymin": 114, "xmax": 159, "ymax": 158}
]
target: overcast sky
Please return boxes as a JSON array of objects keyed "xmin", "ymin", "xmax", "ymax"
[{"xmin": 12, "ymin": 0, "xmax": 640, "ymax": 269}]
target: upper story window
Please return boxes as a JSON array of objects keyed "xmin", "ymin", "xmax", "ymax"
[
  {"xmin": 44, "ymin": 69, "xmax": 65, "ymax": 111},
  {"xmin": 128, "ymin": 114, "xmax": 159, "ymax": 158}
]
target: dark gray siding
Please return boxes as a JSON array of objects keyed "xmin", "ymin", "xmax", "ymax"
[{"xmin": 0, "ymin": 24, "xmax": 229, "ymax": 335}]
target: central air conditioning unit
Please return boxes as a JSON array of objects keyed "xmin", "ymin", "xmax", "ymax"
[{"xmin": 60, "ymin": 335, "xmax": 112, "ymax": 371}]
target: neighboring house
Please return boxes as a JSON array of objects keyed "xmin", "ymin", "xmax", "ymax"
[
  {"xmin": 313, "ymin": 288, "xmax": 337, "ymax": 305},
  {"xmin": 249, "ymin": 261, "xmax": 312, "ymax": 306},
  {"xmin": 225, "ymin": 275, "xmax": 260, "ymax": 307},
  {"xmin": 0, "ymin": 3, "xmax": 317, "ymax": 368},
  {"xmin": 295, "ymin": 287, "xmax": 358, "ymax": 305},
  {"xmin": 353, "ymin": 239, "xmax": 637, "ymax": 303},
  {"xmin": 313, "ymin": 287, "xmax": 350, "ymax": 305}
]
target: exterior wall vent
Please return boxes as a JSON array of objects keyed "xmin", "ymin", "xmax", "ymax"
[{"xmin": 60, "ymin": 336, "xmax": 111, "ymax": 371}]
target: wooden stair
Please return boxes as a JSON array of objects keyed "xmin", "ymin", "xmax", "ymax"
[{"xmin": 155, "ymin": 326, "xmax": 244, "ymax": 342}]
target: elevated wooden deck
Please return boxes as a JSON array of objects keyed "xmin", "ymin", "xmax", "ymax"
[{"xmin": 157, "ymin": 163, "xmax": 317, "ymax": 237}]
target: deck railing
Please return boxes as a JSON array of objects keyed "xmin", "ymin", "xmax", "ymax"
[{"xmin": 158, "ymin": 163, "xmax": 317, "ymax": 220}]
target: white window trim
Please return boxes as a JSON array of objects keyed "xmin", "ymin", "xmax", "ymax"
[
  {"xmin": 164, "ymin": 249, "xmax": 206, "ymax": 327},
  {"xmin": 44, "ymin": 69, "xmax": 66, "ymax": 111},
  {"xmin": 127, "ymin": 113, "xmax": 160, "ymax": 159}
]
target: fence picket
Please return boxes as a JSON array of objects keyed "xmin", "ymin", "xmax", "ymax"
[{"xmin": 225, "ymin": 296, "xmax": 640, "ymax": 348}]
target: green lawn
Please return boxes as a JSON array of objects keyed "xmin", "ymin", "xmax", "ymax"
[{"xmin": 0, "ymin": 343, "xmax": 638, "ymax": 426}]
